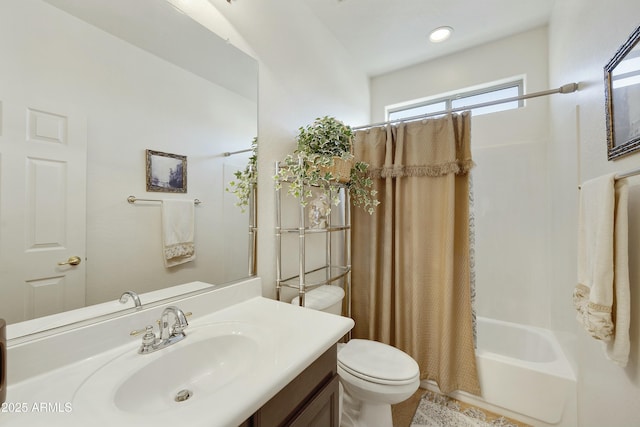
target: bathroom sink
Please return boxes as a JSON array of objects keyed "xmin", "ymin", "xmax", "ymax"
[
  {"xmin": 114, "ymin": 333, "xmax": 256, "ymax": 414},
  {"xmin": 72, "ymin": 321, "xmax": 272, "ymax": 420},
  {"xmin": 7, "ymin": 291, "xmax": 355, "ymax": 427}
]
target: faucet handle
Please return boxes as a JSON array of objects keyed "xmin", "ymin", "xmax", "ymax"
[
  {"xmin": 130, "ymin": 325, "xmax": 152, "ymax": 336},
  {"xmin": 130, "ymin": 325, "xmax": 158, "ymax": 354},
  {"xmin": 130, "ymin": 325, "xmax": 156, "ymax": 343}
]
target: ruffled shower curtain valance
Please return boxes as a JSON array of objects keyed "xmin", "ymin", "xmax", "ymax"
[{"xmin": 350, "ymin": 112, "xmax": 480, "ymax": 395}]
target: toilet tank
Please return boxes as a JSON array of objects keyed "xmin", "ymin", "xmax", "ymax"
[{"xmin": 291, "ymin": 285, "xmax": 345, "ymax": 315}]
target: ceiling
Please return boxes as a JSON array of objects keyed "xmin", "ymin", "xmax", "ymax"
[{"xmin": 301, "ymin": 0, "xmax": 556, "ymax": 77}]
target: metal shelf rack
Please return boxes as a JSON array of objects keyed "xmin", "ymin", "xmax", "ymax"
[{"xmin": 275, "ymin": 161, "xmax": 351, "ymax": 316}]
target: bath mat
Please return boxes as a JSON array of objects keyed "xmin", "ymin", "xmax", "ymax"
[{"xmin": 410, "ymin": 391, "xmax": 530, "ymax": 427}]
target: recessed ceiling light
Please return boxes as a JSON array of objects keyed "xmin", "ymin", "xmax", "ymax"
[{"xmin": 429, "ymin": 26, "xmax": 453, "ymax": 43}]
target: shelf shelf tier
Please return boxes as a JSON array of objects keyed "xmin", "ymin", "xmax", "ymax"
[
  {"xmin": 278, "ymin": 225, "xmax": 350, "ymax": 234},
  {"xmin": 278, "ymin": 265, "xmax": 351, "ymax": 291}
]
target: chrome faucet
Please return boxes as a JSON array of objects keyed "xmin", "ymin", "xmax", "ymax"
[
  {"xmin": 159, "ymin": 306, "xmax": 189, "ymax": 341},
  {"xmin": 130, "ymin": 306, "xmax": 190, "ymax": 354},
  {"xmin": 119, "ymin": 291, "xmax": 142, "ymax": 308}
]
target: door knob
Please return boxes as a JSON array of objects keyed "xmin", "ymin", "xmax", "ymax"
[{"xmin": 58, "ymin": 256, "xmax": 82, "ymax": 266}]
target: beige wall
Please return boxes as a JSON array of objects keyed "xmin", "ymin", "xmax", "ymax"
[{"xmin": 548, "ymin": 0, "xmax": 640, "ymax": 425}]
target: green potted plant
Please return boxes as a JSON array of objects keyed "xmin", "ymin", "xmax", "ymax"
[
  {"xmin": 226, "ymin": 137, "xmax": 257, "ymax": 212},
  {"xmin": 275, "ymin": 116, "xmax": 379, "ymax": 215}
]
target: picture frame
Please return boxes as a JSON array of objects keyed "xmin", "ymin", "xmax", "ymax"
[
  {"xmin": 146, "ymin": 149, "xmax": 187, "ymax": 193},
  {"xmin": 605, "ymin": 25, "xmax": 640, "ymax": 160}
]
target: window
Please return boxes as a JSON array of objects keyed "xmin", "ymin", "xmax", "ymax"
[{"xmin": 386, "ymin": 79, "xmax": 524, "ymax": 121}]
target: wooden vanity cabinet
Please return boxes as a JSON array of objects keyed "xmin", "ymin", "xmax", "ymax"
[{"xmin": 240, "ymin": 345, "xmax": 339, "ymax": 427}]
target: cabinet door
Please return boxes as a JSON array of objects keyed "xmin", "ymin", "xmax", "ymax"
[
  {"xmin": 249, "ymin": 346, "xmax": 338, "ymax": 426},
  {"xmin": 288, "ymin": 375, "xmax": 339, "ymax": 427}
]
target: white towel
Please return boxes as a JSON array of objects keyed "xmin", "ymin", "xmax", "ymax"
[
  {"xmin": 162, "ymin": 199, "xmax": 195, "ymax": 267},
  {"xmin": 574, "ymin": 173, "xmax": 630, "ymax": 366},
  {"xmin": 607, "ymin": 179, "xmax": 630, "ymax": 366}
]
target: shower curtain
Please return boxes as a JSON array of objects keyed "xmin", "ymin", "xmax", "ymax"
[{"xmin": 350, "ymin": 112, "xmax": 480, "ymax": 395}]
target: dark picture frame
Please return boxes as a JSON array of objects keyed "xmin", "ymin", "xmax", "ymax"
[
  {"xmin": 146, "ymin": 149, "xmax": 187, "ymax": 193},
  {"xmin": 605, "ymin": 25, "xmax": 640, "ymax": 160}
]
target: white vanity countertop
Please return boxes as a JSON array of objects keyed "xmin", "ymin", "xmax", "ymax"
[{"xmin": 3, "ymin": 280, "xmax": 354, "ymax": 427}]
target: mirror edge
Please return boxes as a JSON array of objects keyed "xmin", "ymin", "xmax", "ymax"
[{"xmin": 605, "ymin": 24, "xmax": 640, "ymax": 160}]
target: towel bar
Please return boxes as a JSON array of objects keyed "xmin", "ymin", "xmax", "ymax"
[
  {"xmin": 127, "ymin": 195, "xmax": 201, "ymax": 205},
  {"xmin": 578, "ymin": 167, "xmax": 640, "ymax": 189}
]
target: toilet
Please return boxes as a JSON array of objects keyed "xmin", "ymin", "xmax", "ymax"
[{"xmin": 292, "ymin": 285, "xmax": 420, "ymax": 427}]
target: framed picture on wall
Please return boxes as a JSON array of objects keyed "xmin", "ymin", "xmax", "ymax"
[
  {"xmin": 146, "ymin": 149, "xmax": 187, "ymax": 193},
  {"xmin": 605, "ymin": 25, "xmax": 640, "ymax": 160}
]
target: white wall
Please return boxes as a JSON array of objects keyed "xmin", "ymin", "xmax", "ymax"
[
  {"xmin": 0, "ymin": 0, "xmax": 255, "ymax": 307},
  {"xmin": 370, "ymin": 27, "xmax": 552, "ymax": 328},
  {"xmin": 548, "ymin": 0, "xmax": 640, "ymax": 425},
  {"xmin": 208, "ymin": 0, "xmax": 370, "ymax": 298}
]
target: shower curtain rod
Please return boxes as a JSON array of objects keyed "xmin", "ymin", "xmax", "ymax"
[
  {"xmin": 352, "ymin": 82, "xmax": 579, "ymax": 131},
  {"xmin": 223, "ymin": 148, "xmax": 253, "ymax": 157}
]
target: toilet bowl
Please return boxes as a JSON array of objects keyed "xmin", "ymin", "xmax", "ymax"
[
  {"xmin": 292, "ymin": 286, "xmax": 420, "ymax": 427},
  {"xmin": 337, "ymin": 339, "xmax": 420, "ymax": 427}
]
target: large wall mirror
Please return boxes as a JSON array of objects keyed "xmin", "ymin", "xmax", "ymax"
[
  {"xmin": 605, "ymin": 25, "xmax": 640, "ymax": 160},
  {"xmin": 0, "ymin": 0, "xmax": 258, "ymax": 336}
]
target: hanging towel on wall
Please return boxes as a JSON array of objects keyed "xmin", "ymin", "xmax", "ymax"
[
  {"xmin": 574, "ymin": 173, "xmax": 630, "ymax": 366},
  {"xmin": 162, "ymin": 199, "xmax": 195, "ymax": 267}
]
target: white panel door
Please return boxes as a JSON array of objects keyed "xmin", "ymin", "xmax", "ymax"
[{"xmin": 0, "ymin": 98, "xmax": 87, "ymax": 323}]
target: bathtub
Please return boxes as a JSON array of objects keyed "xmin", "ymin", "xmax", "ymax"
[{"xmin": 425, "ymin": 317, "xmax": 576, "ymax": 425}]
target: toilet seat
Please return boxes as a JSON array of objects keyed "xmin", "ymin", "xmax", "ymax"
[{"xmin": 338, "ymin": 339, "xmax": 419, "ymax": 386}]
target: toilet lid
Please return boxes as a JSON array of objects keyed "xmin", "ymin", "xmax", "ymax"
[{"xmin": 338, "ymin": 339, "xmax": 419, "ymax": 385}]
